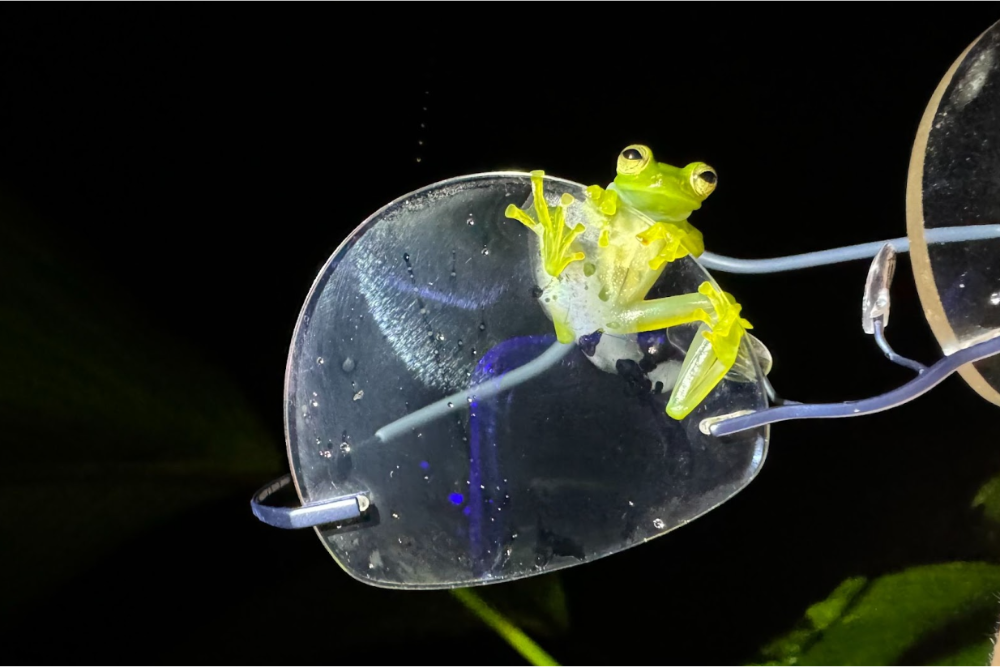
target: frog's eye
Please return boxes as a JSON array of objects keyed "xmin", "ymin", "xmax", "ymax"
[
  {"xmin": 617, "ymin": 144, "xmax": 651, "ymax": 175},
  {"xmin": 690, "ymin": 164, "xmax": 718, "ymax": 198}
]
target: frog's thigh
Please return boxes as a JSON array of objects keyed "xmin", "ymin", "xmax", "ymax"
[
  {"xmin": 609, "ymin": 293, "xmax": 713, "ymax": 334},
  {"xmin": 665, "ymin": 324, "xmax": 730, "ymax": 420}
]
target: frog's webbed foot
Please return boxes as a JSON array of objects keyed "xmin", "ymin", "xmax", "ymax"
[
  {"xmin": 584, "ymin": 184, "xmax": 618, "ymax": 247},
  {"xmin": 505, "ymin": 170, "xmax": 586, "ymax": 277},
  {"xmin": 665, "ymin": 282, "xmax": 754, "ymax": 420},
  {"xmin": 636, "ymin": 221, "xmax": 705, "ymax": 271}
]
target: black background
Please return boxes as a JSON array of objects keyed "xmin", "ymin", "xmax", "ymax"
[{"xmin": 4, "ymin": 7, "xmax": 1000, "ymax": 665}]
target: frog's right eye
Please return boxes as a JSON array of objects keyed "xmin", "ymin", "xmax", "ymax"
[
  {"xmin": 617, "ymin": 144, "xmax": 651, "ymax": 175},
  {"xmin": 689, "ymin": 163, "xmax": 718, "ymax": 199}
]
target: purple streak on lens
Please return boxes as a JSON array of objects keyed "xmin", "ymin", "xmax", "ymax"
[{"xmin": 467, "ymin": 333, "xmax": 557, "ymax": 576}]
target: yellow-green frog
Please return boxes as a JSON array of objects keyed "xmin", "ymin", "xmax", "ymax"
[{"xmin": 505, "ymin": 144, "xmax": 767, "ymax": 420}]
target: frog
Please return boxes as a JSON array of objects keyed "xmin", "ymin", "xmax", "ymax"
[{"xmin": 504, "ymin": 144, "xmax": 768, "ymax": 421}]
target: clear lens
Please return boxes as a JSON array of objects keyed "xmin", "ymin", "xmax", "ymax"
[
  {"xmin": 908, "ymin": 21, "xmax": 1000, "ymax": 406},
  {"xmin": 285, "ymin": 173, "xmax": 769, "ymax": 589}
]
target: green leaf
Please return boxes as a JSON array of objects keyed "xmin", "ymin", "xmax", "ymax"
[
  {"xmin": 452, "ymin": 587, "xmax": 561, "ymax": 666},
  {"xmin": 754, "ymin": 563, "xmax": 1000, "ymax": 666},
  {"xmin": 804, "ymin": 576, "xmax": 868, "ymax": 631},
  {"xmin": 929, "ymin": 638, "xmax": 995, "ymax": 666},
  {"xmin": 472, "ymin": 572, "xmax": 571, "ymax": 637},
  {"xmin": 973, "ymin": 475, "xmax": 1000, "ymax": 524}
]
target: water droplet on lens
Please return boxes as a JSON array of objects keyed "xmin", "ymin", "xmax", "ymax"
[
  {"xmin": 319, "ymin": 450, "xmax": 332, "ymax": 459},
  {"xmin": 478, "ymin": 322, "xmax": 486, "ymax": 332},
  {"xmin": 481, "ymin": 246, "xmax": 489, "ymax": 256},
  {"xmin": 352, "ymin": 390, "xmax": 364, "ymax": 401},
  {"xmin": 340, "ymin": 442, "xmax": 351, "ymax": 453},
  {"xmin": 447, "ymin": 402, "xmax": 454, "ymax": 408},
  {"xmin": 342, "ymin": 357, "xmax": 356, "ymax": 373},
  {"xmin": 653, "ymin": 518, "xmax": 665, "ymax": 529},
  {"xmin": 403, "ymin": 252, "xmax": 410, "ymax": 262},
  {"xmin": 316, "ymin": 357, "xmax": 325, "ymax": 365},
  {"xmin": 991, "ymin": 292, "xmax": 1000, "ymax": 305},
  {"xmin": 311, "ymin": 400, "xmax": 319, "ymax": 408}
]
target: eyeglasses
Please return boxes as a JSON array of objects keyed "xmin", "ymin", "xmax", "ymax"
[{"xmin": 252, "ymin": 22, "xmax": 1000, "ymax": 590}]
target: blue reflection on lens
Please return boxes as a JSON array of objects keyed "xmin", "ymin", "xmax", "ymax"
[{"xmin": 449, "ymin": 492, "xmax": 464, "ymax": 505}]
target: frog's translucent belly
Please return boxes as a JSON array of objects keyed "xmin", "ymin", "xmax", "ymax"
[{"xmin": 528, "ymin": 198, "xmax": 669, "ymax": 340}]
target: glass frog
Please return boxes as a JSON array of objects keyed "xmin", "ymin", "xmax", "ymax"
[{"xmin": 505, "ymin": 144, "xmax": 771, "ymax": 420}]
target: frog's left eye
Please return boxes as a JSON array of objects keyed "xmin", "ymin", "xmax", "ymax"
[
  {"xmin": 690, "ymin": 164, "xmax": 718, "ymax": 198},
  {"xmin": 617, "ymin": 144, "xmax": 651, "ymax": 175}
]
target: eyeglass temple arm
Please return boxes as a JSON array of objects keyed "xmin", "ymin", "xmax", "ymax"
[
  {"xmin": 703, "ymin": 331, "xmax": 1000, "ymax": 436},
  {"xmin": 702, "ymin": 240, "xmax": 1000, "ymax": 436},
  {"xmin": 699, "ymin": 224, "xmax": 1000, "ymax": 274},
  {"xmin": 251, "ymin": 474, "xmax": 370, "ymax": 529}
]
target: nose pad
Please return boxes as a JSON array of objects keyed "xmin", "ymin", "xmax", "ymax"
[{"xmin": 862, "ymin": 242, "xmax": 897, "ymax": 334}]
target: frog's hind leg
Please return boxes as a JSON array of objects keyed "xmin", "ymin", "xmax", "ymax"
[
  {"xmin": 604, "ymin": 291, "xmax": 714, "ymax": 335},
  {"xmin": 606, "ymin": 281, "xmax": 753, "ymax": 420},
  {"xmin": 664, "ymin": 283, "xmax": 753, "ymax": 420},
  {"xmin": 664, "ymin": 323, "xmax": 733, "ymax": 420}
]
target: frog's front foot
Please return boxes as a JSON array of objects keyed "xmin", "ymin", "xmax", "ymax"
[
  {"xmin": 636, "ymin": 221, "xmax": 705, "ymax": 271},
  {"xmin": 584, "ymin": 184, "xmax": 618, "ymax": 247},
  {"xmin": 665, "ymin": 282, "xmax": 754, "ymax": 420},
  {"xmin": 698, "ymin": 282, "xmax": 753, "ymax": 368},
  {"xmin": 506, "ymin": 170, "xmax": 586, "ymax": 278}
]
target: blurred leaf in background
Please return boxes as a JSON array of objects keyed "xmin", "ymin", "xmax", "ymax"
[
  {"xmin": 452, "ymin": 578, "xmax": 567, "ymax": 666},
  {"xmin": 754, "ymin": 562, "xmax": 1000, "ymax": 665},
  {"xmin": 0, "ymin": 193, "xmax": 286, "ymax": 614},
  {"xmin": 0, "ymin": 192, "xmax": 564, "ymax": 663},
  {"xmin": 973, "ymin": 475, "xmax": 1000, "ymax": 526}
]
